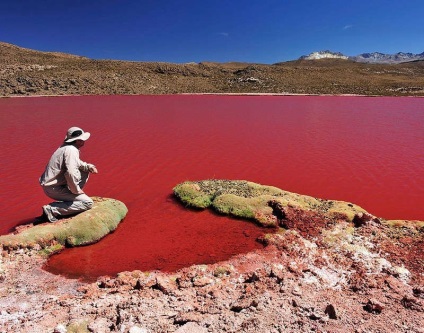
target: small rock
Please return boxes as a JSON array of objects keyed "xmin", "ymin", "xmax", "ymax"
[
  {"xmin": 384, "ymin": 275, "xmax": 407, "ymax": 294},
  {"xmin": 324, "ymin": 304, "xmax": 337, "ymax": 319},
  {"xmin": 309, "ymin": 312, "xmax": 321, "ymax": 320},
  {"xmin": 353, "ymin": 212, "xmax": 373, "ymax": 227},
  {"xmin": 54, "ymin": 324, "xmax": 67, "ymax": 333},
  {"xmin": 97, "ymin": 277, "xmax": 117, "ymax": 289},
  {"xmin": 176, "ymin": 276, "xmax": 193, "ymax": 288},
  {"xmin": 174, "ymin": 322, "xmax": 208, "ymax": 333},
  {"xmin": 230, "ymin": 299, "xmax": 259, "ymax": 312},
  {"xmin": 364, "ymin": 299, "xmax": 383, "ymax": 314},
  {"xmin": 155, "ymin": 276, "xmax": 178, "ymax": 294},
  {"xmin": 413, "ymin": 286, "xmax": 424, "ymax": 299},
  {"xmin": 270, "ymin": 266, "xmax": 285, "ymax": 284},
  {"xmin": 244, "ymin": 271, "xmax": 260, "ymax": 283},
  {"xmin": 292, "ymin": 286, "xmax": 302, "ymax": 296},
  {"xmin": 174, "ymin": 312, "xmax": 203, "ymax": 324},
  {"xmin": 88, "ymin": 318, "xmax": 113, "ymax": 333},
  {"xmin": 193, "ymin": 277, "xmax": 213, "ymax": 287},
  {"xmin": 401, "ymin": 296, "xmax": 423, "ymax": 312},
  {"xmin": 129, "ymin": 326, "xmax": 147, "ymax": 333}
]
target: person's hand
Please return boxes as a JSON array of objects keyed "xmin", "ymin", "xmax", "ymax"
[{"xmin": 89, "ymin": 165, "xmax": 98, "ymax": 174}]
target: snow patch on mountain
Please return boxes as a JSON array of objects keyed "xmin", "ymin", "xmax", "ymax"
[{"xmin": 300, "ymin": 51, "xmax": 348, "ymax": 60}]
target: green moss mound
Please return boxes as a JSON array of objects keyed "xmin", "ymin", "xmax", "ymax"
[
  {"xmin": 174, "ymin": 180, "xmax": 369, "ymax": 227},
  {"xmin": 0, "ymin": 197, "xmax": 128, "ymax": 250}
]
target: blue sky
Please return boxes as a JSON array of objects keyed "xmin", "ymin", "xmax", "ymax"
[{"xmin": 1, "ymin": 0, "xmax": 423, "ymax": 63}]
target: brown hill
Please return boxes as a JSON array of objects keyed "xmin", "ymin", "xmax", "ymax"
[{"xmin": 1, "ymin": 42, "xmax": 424, "ymax": 96}]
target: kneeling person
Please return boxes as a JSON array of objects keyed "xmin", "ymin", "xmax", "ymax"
[{"xmin": 39, "ymin": 127, "xmax": 98, "ymax": 222}]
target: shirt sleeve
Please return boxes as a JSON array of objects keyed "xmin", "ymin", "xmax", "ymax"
[
  {"xmin": 79, "ymin": 161, "xmax": 95, "ymax": 172},
  {"xmin": 64, "ymin": 146, "xmax": 83, "ymax": 194}
]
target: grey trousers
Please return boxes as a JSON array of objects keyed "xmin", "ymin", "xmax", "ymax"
[{"xmin": 43, "ymin": 171, "xmax": 93, "ymax": 218}]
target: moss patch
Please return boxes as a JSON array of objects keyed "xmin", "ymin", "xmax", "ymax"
[
  {"xmin": 172, "ymin": 182, "xmax": 213, "ymax": 208},
  {"xmin": 66, "ymin": 320, "xmax": 90, "ymax": 333},
  {"xmin": 384, "ymin": 219, "xmax": 424, "ymax": 229},
  {"xmin": 0, "ymin": 197, "xmax": 128, "ymax": 250}
]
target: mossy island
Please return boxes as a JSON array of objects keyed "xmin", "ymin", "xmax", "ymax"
[
  {"xmin": 0, "ymin": 197, "xmax": 128, "ymax": 252},
  {"xmin": 174, "ymin": 179, "xmax": 423, "ymax": 236},
  {"xmin": 173, "ymin": 179, "xmax": 371, "ymax": 228}
]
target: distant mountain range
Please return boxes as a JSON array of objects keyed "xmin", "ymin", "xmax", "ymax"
[{"xmin": 300, "ymin": 50, "xmax": 424, "ymax": 63}]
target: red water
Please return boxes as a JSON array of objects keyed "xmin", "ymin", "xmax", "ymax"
[{"xmin": 0, "ymin": 95, "xmax": 423, "ymax": 280}]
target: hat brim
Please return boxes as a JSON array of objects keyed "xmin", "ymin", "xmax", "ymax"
[{"xmin": 65, "ymin": 132, "xmax": 91, "ymax": 142}]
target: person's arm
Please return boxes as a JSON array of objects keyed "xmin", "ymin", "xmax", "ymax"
[{"xmin": 79, "ymin": 161, "xmax": 98, "ymax": 174}]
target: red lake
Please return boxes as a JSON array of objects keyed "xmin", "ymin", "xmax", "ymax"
[{"xmin": 0, "ymin": 95, "xmax": 423, "ymax": 280}]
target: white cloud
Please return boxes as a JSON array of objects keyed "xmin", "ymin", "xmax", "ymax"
[
  {"xmin": 343, "ymin": 25, "xmax": 353, "ymax": 30},
  {"xmin": 218, "ymin": 32, "xmax": 229, "ymax": 37}
]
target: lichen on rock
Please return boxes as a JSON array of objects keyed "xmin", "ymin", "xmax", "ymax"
[{"xmin": 0, "ymin": 197, "xmax": 128, "ymax": 250}]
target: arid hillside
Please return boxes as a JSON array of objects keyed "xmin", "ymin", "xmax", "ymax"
[{"xmin": 1, "ymin": 42, "xmax": 424, "ymax": 96}]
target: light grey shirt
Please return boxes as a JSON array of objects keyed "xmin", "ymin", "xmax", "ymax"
[{"xmin": 39, "ymin": 144, "xmax": 94, "ymax": 194}]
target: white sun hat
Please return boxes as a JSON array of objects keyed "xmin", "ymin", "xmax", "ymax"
[{"xmin": 64, "ymin": 127, "xmax": 91, "ymax": 142}]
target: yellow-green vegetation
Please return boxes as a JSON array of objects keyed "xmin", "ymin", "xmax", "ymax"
[
  {"xmin": 384, "ymin": 219, "xmax": 424, "ymax": 229},
  {"xmin": 213, "ymin": 265, "xmax": 233, "ymax": 277},
  {"xmin": 38, "ymin": 243, "xmax": 65, "ymax": 257},
  {"xmin": 172, "ymin": 182, "xmax": 213, "ymax": 208},
  {"xmin": 173, "ymin": 179, "xmax": 370, "ymax": 227},
  {"xmin": 0, "ymin": 197, "xmax": 127, "ymax": 250},
  {"xmin": 321, "ymin": 222, "xmax": 356, "ymax": 245},
  {"xmin": 381, "ymin": 219, "xmax": 424, "ymax": 239},
  {"xmin": 325, "ymin": 200, "xmax": 368, "ymax": 221},
  {"xmin": 66, "ymin": 320, "xmax": 90, "ymax": 333}
]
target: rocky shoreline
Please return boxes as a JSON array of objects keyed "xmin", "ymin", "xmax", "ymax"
[
  {"xmin": 1, "ymin": 225, "xmax": 423, "ymax": 333},
  {"xmin": 1, "ymin": 181, "xmax": 423, "ymax": 332}
]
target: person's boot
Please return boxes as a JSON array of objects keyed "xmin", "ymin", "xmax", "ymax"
[
  {"xmin": 34, "ymin": 209, "xmax": 48, "ymax": 224},
  {"xmin": 42, "ymin": 205, "xmax": 58, "ymax": 222}
]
